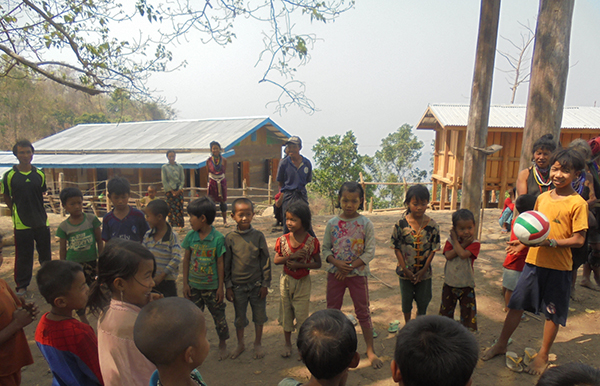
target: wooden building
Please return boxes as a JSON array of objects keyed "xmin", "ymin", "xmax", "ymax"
[
  {"xmin": 0, "ymin": 117, "xmax": 290, "ymax": 200},
  {"xmin": 416, "ymin": 104, "xmax": 600, "ymax": 210}
]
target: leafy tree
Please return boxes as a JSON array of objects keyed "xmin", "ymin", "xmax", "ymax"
[
  {"xmin": 311, "ymin": 131, "xmax": 369, "ymax": 212},
  {"xmin": 0, "ymin": 0, "xmax": 353, "ymax": 111}
]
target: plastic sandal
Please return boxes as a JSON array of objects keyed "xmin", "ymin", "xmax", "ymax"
[
  {"xmin": 388, "ymin": 320, "xmax": 400, "ymax": 333},
  {"xmin": 524, "ymin": 347, "xmax": 537, "ymax": 367},
  {"xmin": 506, "ymin": 351, "xmax": 524, "ymax": 372}
]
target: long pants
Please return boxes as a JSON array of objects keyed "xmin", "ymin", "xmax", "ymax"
[{"xmin": 14, "ymin": 226, "xmax": 52, "ymax": 290}]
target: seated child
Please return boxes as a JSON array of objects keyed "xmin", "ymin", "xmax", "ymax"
[
  {"xmin": 134, "ymin": 297, "xmax": 209, "ymax": 386},
  {"xmin": 143, "ymin": 200, "xmax": 182, "ymax": 297},
  {"xmin": 278, "ymin": 309, "xmax": 360, "ymax": 386},
  {"xmin": 140, "ymin": 185, "xmax": 158, "ymax": 207},
  {"xmin": 536, "ymin": 362, "xmax": 600, "ymax": 386},
  {"xmin": 35, "ymin": 260, "xmax": 103, "ymax": 385},
  {"xmin": 439, "ymin": 209, "xmax": 480, "ymax": 331},
  {"xmin": 56, "ymin": 187, "xmax": 103, "ymax": 324},
  {"xmin": 502, "ymin": 194, "xmax": 536, "ymax": 310},
  {"xmin": 391, "ymin": 315, "xmax": 478, "ymax": 386},
  {"xmin": 102, "ymin": 177, "xmax": 149, "ymax": 242},
  {"xmin": 0, "ymin": 238, "xmax": 36, "ymax": 386}
]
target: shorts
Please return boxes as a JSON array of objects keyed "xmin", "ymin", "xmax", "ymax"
[
  {"xmin": 589, "ymin": 249, "xmax": 600, "ymax": 268},
  {"xmin": 502, "ymin": 268, "xmax": 522, "ymax": 291},
  {"xmin": 439, "ymin": 284, "xmax": 477, "ymax": 331},
  {"xmin": 588, "ymin": 227, "xmax": 600, "ymax": 244},
  {"xmin": 189, "ymin": 288, "xmax": 229, "ymax": 341},
  {"xmin": 508, "ymin": 263, "xmax": 571, "ymax": 326},
  {"xmin": 232, "ymin": 282, "xmax": 268, "ymax": 329},
  {"xmin": 572, "ymin": 244, "xmax": 588, "ymax": 271},
  {"xmin": 279, "ymin": 274, "xmax": 311, "ymax": 332},
  {"xmin": 399, "ymin": 278, "xmax": 432, "ymax": 315}
]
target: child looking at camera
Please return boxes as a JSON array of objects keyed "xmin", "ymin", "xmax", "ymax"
[
  {"xmin": 102, "ymin": 177, "xmax": 149, "ymax": 242},
  {"xmin": 274, "ymin": 202, "xmax": 321, "ymax": 358}
]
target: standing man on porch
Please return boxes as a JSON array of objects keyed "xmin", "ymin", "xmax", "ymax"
[{"xmin": 2, "ymin": 139, "xmax": 52, "ymax": 297}]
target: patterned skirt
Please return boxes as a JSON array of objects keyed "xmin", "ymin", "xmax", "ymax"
[{"xmin": 166, "ymin": 191, "xmax": 184, "ymax": 227}]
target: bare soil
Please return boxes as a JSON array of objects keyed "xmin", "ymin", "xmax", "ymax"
[{"xmin": 2, "ymin": 208, "xmax": 599, "ymax": 386}]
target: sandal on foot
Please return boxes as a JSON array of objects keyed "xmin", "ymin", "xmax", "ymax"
[
  {"xmin": 388, "ymin": 320, "xmax": 400, "ymax": 333},
  {"xmin": 373, "ymin": 330, "xmax": 378, "ymax": 338},
  {"xmin": 506, "ymin": 351, "xmax": 524, "ymax": 372},
  {"xmin": 523, "ymin": 347, "xmax": 537, "ymax": 367}
]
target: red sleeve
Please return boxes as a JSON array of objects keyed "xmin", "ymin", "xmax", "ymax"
[
  {"xmin": 74, "ymin": 322, "xmax": 103, "ymax": 385},
  {"xmin": 465, "ymin": 241, "xmax": 481, "ymax": 260},
  {"xmin": 274, "ymin": 236, "xmax": 282, "ymax": 255},
  {"xmin": 442, "ymin": 240, "xmax": 453, "ymax": 254},
  {"xmin": 311, "ymin": 237, "xmax": 321, "ymax": 256}
]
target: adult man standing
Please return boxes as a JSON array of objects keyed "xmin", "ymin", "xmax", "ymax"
[{"xmin": 2, "ymin": 140, "xmax": 51, "ymax": 296}]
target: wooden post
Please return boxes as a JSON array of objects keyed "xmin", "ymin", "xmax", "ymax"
[
  {"xmin": 92, "ymin": 168, "xmax": 98, "ymax": 197},
  {"xmin": 402, "ymin": 177, "xmax": 408, "ymax": 203},
  {"xmin": 451, "ymin": 184, "xmax": 458, "ymax": 210},
  {"xmin": 138, "ymin": 168, "xmax": 143, "ymax": 199},
  {"xmin": 58, "ymin": 172, "xmax": 65, "ymax": 217},
  {"xmin": 243, "ymin": 179, "xmax": 248, "ymax": 197},
  {"xmin": 368, "ymin": 197, "xmax": 373, "ymax": 213},
  {"xmin": 519, "ymin": 0, "xmax": 575, "ymax": 172},
  {"xmin": 499, "ymin": 133, "xmax": 509, "ymax": 208},
  {"xmin": 461, "ymin": 0, "xmax": 500, "ymax": 237},
  {"xmin": 267, "ymin": 175, "xmax": 272, "ymax": 205},
  {"xmin": 359, "ymin": 172, "xmax": 367, "ymax": 210},
  {"xmin": 440, "ymin": 183, "xmax": 448, "ymax": 210},
  {"xmin": 106, "ymin": 192, "xmax": 111, "ymax": 213}
]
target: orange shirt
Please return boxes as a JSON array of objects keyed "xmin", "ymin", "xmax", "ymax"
[{"xmin": 0, "ymin": 279, "xmax": 33, "ymax": 376}]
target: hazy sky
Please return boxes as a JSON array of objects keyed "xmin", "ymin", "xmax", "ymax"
[{"xmin": 144, "ymin": 1, "xmax": 600, "ymax": 166}]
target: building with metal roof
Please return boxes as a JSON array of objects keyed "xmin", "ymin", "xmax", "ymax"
[{"xmin": 415, "ymin": 104, "xmax": 600, "ymax": 210}]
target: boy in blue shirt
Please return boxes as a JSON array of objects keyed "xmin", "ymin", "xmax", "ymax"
[{"xmin": 102, "ymin": 177, "xmax": 149, "ymax": 242}]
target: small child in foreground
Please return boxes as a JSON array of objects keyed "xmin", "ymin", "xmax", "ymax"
[
  {"xmin": 535, "ymin": 362, "xmax": 600, "ymax": 386},
  {"xmin": 56, "ymin": 187, "xmax": 103, "ymax": 324},
  {"xmin": 134, "ymin": 297, "xmax": 209, "ymax": 386},
  {"xmin": 391, "ymin": 315, "xmax": 478, "ymax": 386},
  {"xmin": 439, "ymin": 208, "xmax": 480, "ymax": 331},
  {"xmin": 102, "ymin": 177, "xmax": 149, "ymax": 242},
  {"xmin": 278, "ymin": 309, "xmax": 360, "ymax": 386},
  {"xmin": 35, "ymin": 260, "xmax": 103, "ymax": 385}
]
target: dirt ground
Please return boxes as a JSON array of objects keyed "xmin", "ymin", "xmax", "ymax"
[{"xmin": 2, "ymin": 208, "xmax": 599, "ymax": 386}]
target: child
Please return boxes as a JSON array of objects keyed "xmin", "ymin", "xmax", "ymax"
[
  {"xmin": 102, "ymin": 176, "xmax": 149, "ymax": 242},
  {"xmin": 143, "ymin": 199, "xmax": 182, "ymax": 298},
  {"xmin": 278, "ymin": 309, "xmax": 360, "ymax": 386},
  {"xmin": 140, "ymin": 185, "xmax": 157, "ymax": 207},
  {"xmin": 439, "ymin": 208, "xmax": 480, "ymax": 331},
  {"xmin": 182, "ymin": 197, "xmax": 229, "ymax": 360},
  {"xmin": 274, "ymin": 202, "xmax": 322, "ymax": 358},
  {"xmin": 88, "ymin": 238, "xmax": 157, "ymax": 386},
  {"xmin": 391, "ymin": 184, "xmax": 440, "ymax": 324},
  {"xmin": 536, "ymin": 362, "xmax": 600, "ymax": 386},
  {"xmin": 134, "ymin": 297, "xmax": 209, "ymax": 386},
  {"xmin": 0, "ymin": 236, "xmax": 36, "ymax": 386},
  {"xmin": 224, "ymin": 198, "xmax": 271, "ymax": 360},
  {"xmin": 35, "ymin": 260, "xmax": 103, "ymax": 385},
  {"xmin": 56, "ymin": 187, "xmax": 103, "ymax": 324},
  {"xmin": 323, "ymin": 182, "xmax": 382, "ymax": 369},
  {"xmin": 499, "ymin": 187, "xmax": 516, "ymax": 232},
  {"xmin": 483, "ymin": 149, "xmax": 589, "ymax": 375},
  {"xmin": 391, "ymin": 315, "xmax": 478, "ymax": 386},
  {"xmin": 502, "ymin": 194, "xmax": 537, "ymax": 310}
]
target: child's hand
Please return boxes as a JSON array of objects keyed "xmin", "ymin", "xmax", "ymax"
[
  {"xmin": 412, "ymin": 268, "xmax": 426, "ymax": 284},
  {"xmin": 150, "ymin": 292, "xmax": 164, "ymax": 302},
  {"xmin": 507, "ymin": 239, "xmax": 523, "ymax": 248},
  {"xmin": 259, "ymin": 287, "xmax": 268, "ymax": 299},
  {"xmin": 183, "ymin": 283, "xmax": 192, "ymax": 299},
  {"xmin": 401, "ymin": 267, "xmax": 415, "ymax": 281},
  {"xmin": 505, "ymin": 241, "xmax": 525, "ymax": 255},
  {"xmin": 22, "ymin": 302, "xmax": 39, "ymax": 319},
  {"xmin": 334, "ymin": 271, "xmax": 348, "ymax": 281},
  {"xmin": 290, "ymin": 249, "xmax": 307, "ymax": 261},
  {"xmin": 226, "ymin": 287, "xmax": 234, "ymax": 302},
  {"xmin": 216, "ymin": 287, "xmax": 224, "ymax": 304},
  {"xmin": 460, "ymin": 235, "xmax": 474, "ymax": 248},
  {"xmin": 336, "ymin": 260, "xmax": 354, "ymax": 275},
  {"xmin": 13, "ymin": 308, "xmax": 35, "ymax": 329},
  {"xmin": 450, "ymin": 228, "xmax": 458, "ymax": 242}
]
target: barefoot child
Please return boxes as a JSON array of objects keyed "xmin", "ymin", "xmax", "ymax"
[
  {"xmin": 56, "ymin": 187, "xmax": 103, "ymax": 324},
  {"xmin": 439, "ymin": 209, "xmax": 480, "ymax": 331},
  {"xmin": 182, "ymin": 197, "xmax": 229, "ymax": 360},
  {"xmin": 483, "ymin": 149, "xmax": 589, "ymax": 375},
  {"xmin": 274, "ymin": 202, "xmax": 321, "ymax": 358},
  {"xmin": 391, "ymin": 184, "xmax": 440, "ymax": 324},
  {"xmin": 323, "ymin": 182, "xmax": 382, "ymax": 369},
  {"xmin": 102, "ymin": 177, "xmax": 149, "ymax": 242},
  {"xmin": 135, "ymin": 298, "xmax": 210, "ymax": 386},
  {"xmin": 225, "ymin": 198, "xmax": 271, "ymax": 360},
  {"xmin": 35, "ymin": 261, "xmax": 103, "ymax": 385}
]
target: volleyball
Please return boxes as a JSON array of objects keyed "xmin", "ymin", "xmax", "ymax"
[{"xmin": 513, "ymin": 210, "xmax": 551, "ymax": 246}]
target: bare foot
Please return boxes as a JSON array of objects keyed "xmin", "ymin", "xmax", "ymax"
[
  {"xmin": 218, "ymin": 344, "xmax": 228, "ymax": 361},
  {"xmin": 367, "ymin": 352, "xmax": 383, "ymax": 369},
  {"xmin": 580, "ymin": 280, "xmax": 600, "ymax": 291},
  {"xmin": 570, "ymin": 288, "xmax": 581, "ymax": 302},
  {"xmin": 526, "ymin": 355, "xmax": 549, "ymax": 375},
  {"xmin": 281, "ymin": 343, "xmax": 292, "ymax": 358},
  {"xmin": 481, "ymin": 343, "xmax": 507, "ymax": 361},
  {"xmin": 230, "ymin": 344, "xmax": 245, "ymax": 359},
  {"xmin": 254, "ymin": 343, "xmax": 265, "ymax": 359}
]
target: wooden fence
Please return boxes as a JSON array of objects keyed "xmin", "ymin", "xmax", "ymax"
[{"xmin": 358, "ymin": 172, "xmax": 434, "ymax": 212}]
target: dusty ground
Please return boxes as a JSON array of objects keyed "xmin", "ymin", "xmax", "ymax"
[{"xmin": 2, "ymin": 208, "xmax": 599, "ymax": 386}]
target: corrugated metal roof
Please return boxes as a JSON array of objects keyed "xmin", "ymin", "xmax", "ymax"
[{"xmin": 416, "ymin": 104, "xmax": 600, "ymax": 129}]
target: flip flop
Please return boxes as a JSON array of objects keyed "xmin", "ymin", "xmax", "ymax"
[
  {"xmin": 523, "ymin": 347, "xmax": 537, "ymax": 367},
  {"xmin": 346, "ymin": 314, "xmax": 358, "ymax": 326},
  {"xmin": 373, "ymin": 330, "xmax": 378, "ymax": 338},
  {"xmin": 388, "ymin": 320, "xmax": 400, "ymax": 333},
  {"xmin": 506, "ymin": 351, "xmax": 524, "ymax": 373}
]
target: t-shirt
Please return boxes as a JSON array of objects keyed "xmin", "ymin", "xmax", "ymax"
[
  {"xmin": 0, "ymin": 279, "xmax": 33, "ymax": 377},
  {"xmin": 142, "ymin": 224, "xmax": 182, "ymax": 281},
  {"xmin": 35, "ymin": 313, "xmax": 103, "ymax": 385},
  {"xmin": 525, "ymin": 191, "xmax": 588, "ymax": 271},
  {"xmin": 276, "ymin": 156, "xmax": 312, "ymax": 195},
  {"xmin": 224, "ymin": 227, "xmax": 271, "ymax": 288},
  {"xmin": 101, "ymin": 207, "xmax": 149, "ymax": 242},
  {"xmin": 275, "ymin": 233, "xmax": 320, "ymax": 280},
  {"xmin": 442, "ymin": 239, "xmax": 481, "ymax": 288},
  {"xmin": 2, "ymin": 165, "xmax": 48, "ymax": 229},
  {"xmin": 182, "ymin": 227, "xmax": 226, "ymax": 290},
  {"xmin": 56, "ymin": 213, "xmax": 102, "ymax": 262},
  {"xmin": 503, "ymin": 218, "xmax": 529, "ymax": 272}
]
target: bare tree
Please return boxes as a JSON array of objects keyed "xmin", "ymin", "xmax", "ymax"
[{"xmin": 496, "ymin": 21, "xmax": 535, "ymax": 104}]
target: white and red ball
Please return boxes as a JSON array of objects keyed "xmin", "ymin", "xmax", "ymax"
[{"xmin": 513, "ymin": 210, "xmax": 551, "ymax": 246}]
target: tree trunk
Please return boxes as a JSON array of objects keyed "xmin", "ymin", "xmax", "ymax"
[
  {"xmin": 519, "ymin": 0, "xmax": 574, "ymax": 171},
  {"xmin": 461, "ymin": 0, "xmax": 501, "ymax": 236}
]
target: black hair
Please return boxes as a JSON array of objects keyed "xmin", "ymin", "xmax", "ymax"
[
  {"xmin": 87, "ymin": 238, "xmax": 156, "ymax": 316},
  {"xmin": 135, "ymin": 297, "xmax": 206, "ymax": 366},
  {"xmin": 209, "ymin": 141, "xmax": 222, "ymax": 150},
  {"xmin": 59, "ymin": 187, "xmax": 83, "ymax": 206},
  {"xmin": 297, "ymin": 309, "xmax": 357, "ymax": 380},
  {"xmin": 166, "ymin": 150, "xmax": 176, "ymax": 157},
  {"xmin": 336, "ymin": 182, "xmax": 364, "ymax": 211},
  {"xmin": 532, "ymin": 134, "xmax": 557, "ymax": 154},
  {"xmin": 107, "ymin": 176, "xmax": 131, "ymax": 196},
  {"xmin": 36, "ymin": 260, "xmax": 83, "ymax": 305},
  {"xmin": 285, "ymin": 202, "xmax": 312, "ymax": 231},
  {"xmin": 536, "ymin": 362, "xmax": 600, "ymax": 386},
  {"xmin": 12, "ymin": 139, "xmax": 34, "ymax": 156},
  {"xmin": 394, "ymin": 315, "xmax": 478, "ymax": 386},
  {"xmin": 146, "ymin": 199, "xmax": 169, "ymax": 219},
  {"xmin": 231, "ymin": 197, "xmax": 254, "ymax": 213},
  {"xmin": 515, "ymin": 194, "xmax": 536, "ymax": 214},
  {"xmin": 187, "ymin": 197, "xmax": 216, "ymax": 225},
  {"xmin": 404, "ymin": 184, "xmax": 430, "ymax": 213},
  {"xmin": 549, "ymin": 148, "xmax": 586, "ymax": 173},
  {"xmin": 451, "ymin": 208, "xmax": 475, "ymax": 228},
  {"xmin": 568, "ymin": 139, "xmax": 593, "ymax": 163}
]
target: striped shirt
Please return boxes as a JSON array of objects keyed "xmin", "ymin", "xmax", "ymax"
[{"xmin": 142, "ymin": 224, "xmax": 182, "ymax": 280}]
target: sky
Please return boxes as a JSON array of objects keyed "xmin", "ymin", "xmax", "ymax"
[{"xmin": 142, "ymin": 1, "xmax": 600, "ymax": 168}]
